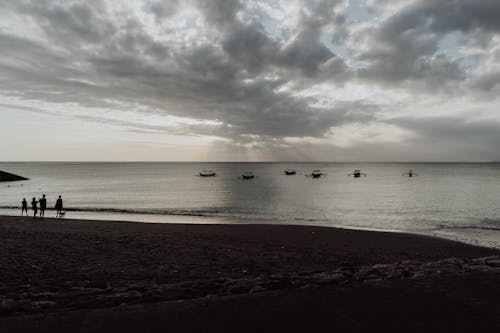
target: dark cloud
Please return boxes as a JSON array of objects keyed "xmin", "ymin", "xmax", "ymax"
[
  {"xmin": 212, "ymin": 0, "xmax": 349, "ymax": 79},
  {"xmin": 147, "ymin": 1, "xmax": 179, "ymax": 22},
  {"xmin": 367, "ymin": 0, "xmax": 500, "ymax": 33},
  {"xmin": 220, "ymin": 20, "xmax": 345, "ymax": 78},
  {"xmin": 418, "ymin": 0, "xmax": 500, "ymax": 35},
  {"xmin": 356, "ymin": 0, "xmax": 500, "ymax": 91},
  {"xmin": 2, "ymin": 0, "xmax": 500, "ymax": 161},
  {"xmin": 14, "ymin": 0, "xmax": 116, "ymax": 46},
  {"xmin": 0, "ymin": 0, "xmax": 363, "ymax": 143},
  {"xmin": 196, "ymin": 0, "xmax": 241, "ymax": 27},
  {"xmin": 357, "ymin": 5, "xmax": 462, "ymax": 88}
]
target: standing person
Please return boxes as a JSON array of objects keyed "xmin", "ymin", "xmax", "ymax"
[
  {"xmin": 55, "ymin": 195, "xmax": 63, "ymax": 217},
  {"xmin": 31, "ymin": 197, "xmax": 38, "ymax": 219},
  {"xmin": 39, "ymin": 194, "xmax": 47, "ymax": 219},
  {"xmin": 21, "ymin": 198, "xmax": 28, "ymax": 216}
]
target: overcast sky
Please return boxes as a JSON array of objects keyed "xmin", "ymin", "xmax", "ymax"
[{"xmin": 1, "ymin": 0, "xmax": 500, "ymax": 161}]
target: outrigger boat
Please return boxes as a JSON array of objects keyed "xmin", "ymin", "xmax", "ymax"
[
  {"xmin": 348, "ymin": 169, "xmax": 367, "ymax": 178},
  {"xmin": 199, "ymin": 170, "xmax": 216, "ymax": 177},
  {"xmin": 306, "ymin": 169, "xmax": 326, "ymax": 178},
  {"xmin": 239, "ymin": 171, "xmax": 255, "ymax": 179},
  {"xmin": 281, "ymin": 168, "xmax": 297, "ymax": 175},
  {"xmin": 402, "ymin": 169, "xmax": 418, "ymax": 177}
]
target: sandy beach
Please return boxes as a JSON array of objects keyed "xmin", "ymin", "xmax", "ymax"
[{"xmin": 0, "ymin": 215, "xmax": 499, "ymax": 332}]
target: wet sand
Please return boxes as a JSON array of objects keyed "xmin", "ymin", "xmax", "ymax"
[{"xmin": 0, "ymin": 215, "xmax": 499, "ymax": 332}]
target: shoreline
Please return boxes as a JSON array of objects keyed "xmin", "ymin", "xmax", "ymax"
[
  {"xmin": 2, "ymin": 209, "xmax": 499, "ymax": 250},
  {"xmin": 1, "ymin": 215, "xmax": 499, "ymax": 332}
]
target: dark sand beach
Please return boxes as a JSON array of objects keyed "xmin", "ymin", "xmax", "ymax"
[{"xmin": 0, "ymin": 215, "xmax": 499, "ymax": 332}]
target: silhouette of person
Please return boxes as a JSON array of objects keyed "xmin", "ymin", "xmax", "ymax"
[
  {"xmin": 31, "ymin": 197, "xmax": 38, "ymax": 219},
  {"xmin": 39, "ymin": 194, "xmax": 47, "ymax": 219},
  {"xmin": 55, "ymin": 195, "xmax": 63, "ymax": 217},
  {"xmin": 22, "ymin": 198, "xmax": 28, "ymax": 216}
]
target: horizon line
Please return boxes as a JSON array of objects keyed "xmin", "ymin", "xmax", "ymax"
[{"xmin": 1, "ymin": 161, "xmax": 500, "ymax": 164}]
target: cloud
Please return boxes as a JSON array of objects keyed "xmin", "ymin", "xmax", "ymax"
[
  {"xmin": 0, "ymin": 0, "xmax": 365, "ymax": 143},
  {"xmin": 2, "ymin": 0, "xmax": 500, "ymax": 161},
  {"xmin": 354, "ymin": 0, "xmax": 500, "ymax": 93},
  {"xmin": 13, "ymin": 0, "xmax": 116, "ymax": 46},
  {"xmin": 468, "ymin": 45, "xmax": 500, "ymax": 95},
  {"xmin": 386, "ymin": 115, "xmax": 500, "ymax": 161}
]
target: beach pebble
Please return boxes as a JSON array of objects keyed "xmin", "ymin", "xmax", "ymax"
[
  {"xmin": 0, "ymin": 298, "xmax": 16, "ymax": 314},
  {"xmin": 485, "ymin": 259, "xmax": 500, "ymax": 267},
  {"xmin": 470, "ymin": 257, "xmax": 488, "ymax": 265},
  {"xmin": 117, "ymin": 303, "xmax": 128, "ymax": 310},
  {"xmin": 259, "ymin": 278, "xmax": 293, "ymax": 291},
  {"xmin": 250, "ymin": 285, "xmax": 266, "ymax": 293},
  {"xmin": 0, "ymin": 299, "xmax": 55, "ymax": 314},
  {"xmin": 315, "ymin": 273, "xmax": 347, "ymax": 285},
  {"xmin": 88, "ymin": 277, "xmax": 109, "ymax": 289},
  {"xmin": 30, "ymin": 301, "xmax": 56, "ymax": 311},
  {"xmin": 229, "ymin": 284, "xmax": 252, "ymax": 294}
]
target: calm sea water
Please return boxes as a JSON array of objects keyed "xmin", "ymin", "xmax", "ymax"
[{"xmin": 1, "ymin": 162, "xmax": 500, "ymax": 248}]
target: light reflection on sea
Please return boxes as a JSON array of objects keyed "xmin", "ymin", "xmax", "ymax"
[{"xmin": 1, "ymin": 162, "xmax": 499, "ymax": 248}]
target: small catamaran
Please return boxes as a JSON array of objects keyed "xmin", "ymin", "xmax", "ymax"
[
  {"xmin": 306, "ymin": 169, "xmax": 326, "ymax": 178},
  {"xmin": 281, "ymin": 168, "xmax": 298, "ymax": 175},
  {"xmin": 199, "ymin": 170, "xmax": 216, "ymax": 177},
  {"xmin": 348, "ymin": 169, "xmax": 367, "ymax": 178},
  {"xmin": 402, "ymin": 169, "xmax": 418, "ymax": 177},
  {"xmin": 239, "ymin": 171, "xmax": 255, "ymax": 179}
]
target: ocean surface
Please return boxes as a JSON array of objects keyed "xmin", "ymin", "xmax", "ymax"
[{"xmin": 1, "ymin": 162, "xmax": 500, "ymax": 248}]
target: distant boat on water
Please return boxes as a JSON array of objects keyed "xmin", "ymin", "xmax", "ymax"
[
  {"xmin": 402, "ymin": 169, "xmax": 418, "ymax": 177},
  {"xmin": 306, "ymin": 169, "xmax": 326, "ymax": 178},
  {"xmin": 348, "ymin": 169, "xmax": 367, "ymax": 178},
  {"xmin": 240, "ymin": 171, "xmax": 255, "ymax": 179},
  {"xmin": 281, "ymin": 168, "xmax": 297, "ymax": 175},
  {"xmin": 199, "ymin": 170, "xmax": 216, "ymax": 177}
]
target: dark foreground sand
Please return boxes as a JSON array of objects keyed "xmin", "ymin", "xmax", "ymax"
[{"xmin": 0, "ymin": 215, "xmax": 499, "ymax": 332}]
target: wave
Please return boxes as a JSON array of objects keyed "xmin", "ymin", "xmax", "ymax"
[
  {"xmin": 440, "ymin": 225, "xmax": 500, "ymax": 232},
  {"xmin": 436, "ymin": 219, "xmax": 500, "ymax": 232},
  {"xmin": 0, "ymin": 205, "xmax": 329, "ymax": 223}
]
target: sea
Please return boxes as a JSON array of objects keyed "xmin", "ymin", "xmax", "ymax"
[{"xmin": 1, "ymin": 162, "xmax": 500, "ymax": 248}]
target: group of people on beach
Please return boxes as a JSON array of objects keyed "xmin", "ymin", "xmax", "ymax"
[{"xmin": 22, "ymin": 195, "xmax": 64, "ymax": 219}]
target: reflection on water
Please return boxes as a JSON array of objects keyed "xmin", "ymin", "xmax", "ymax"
[{"xmin": 1, "ymin": 162, "xmax": 500, "ymax": 247}]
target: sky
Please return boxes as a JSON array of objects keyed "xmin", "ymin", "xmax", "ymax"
[{"xmin": 1, "ymin": 0, "xmax": 500, "ymax": 162}]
